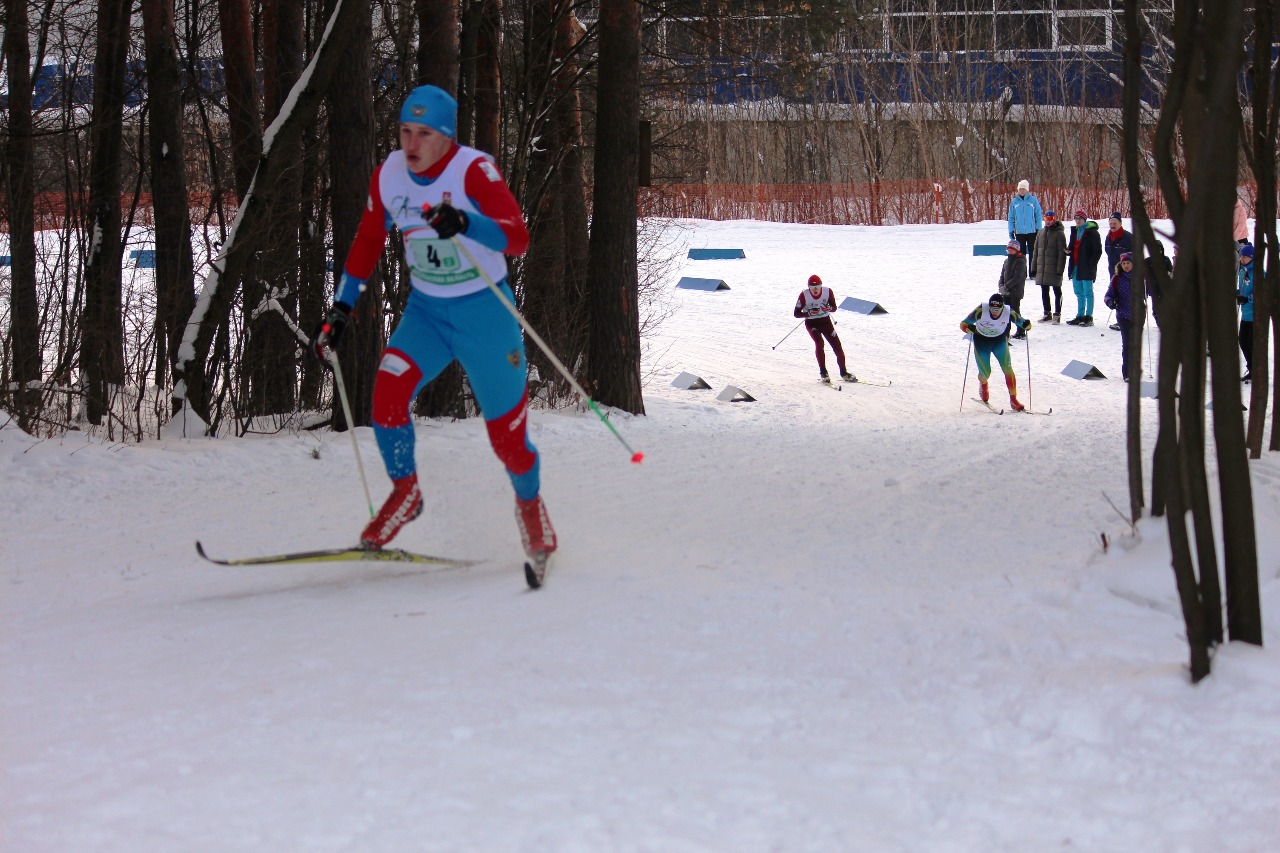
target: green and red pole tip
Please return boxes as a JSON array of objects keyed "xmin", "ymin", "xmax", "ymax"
[{"xmin": 586, "ymin": 400, "xmax": 644, "ymax": 464}]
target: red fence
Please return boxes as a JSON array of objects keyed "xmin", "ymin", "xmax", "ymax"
[
  {"xmin": 16, "ymin": 181, "xmax": 1266, "ymax": 235},
  {"xmin": 639, "ymin": 180, "xmax": 1180, "ymax": 226},
  {"xmin": 3, "ymin": 192, "xmax": 241, "ymax": 233}
]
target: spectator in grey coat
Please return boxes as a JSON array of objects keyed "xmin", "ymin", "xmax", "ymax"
[
  {"xmin": 1033, "ymin": 210, "xmax": 1068, "ymax": 323},
  {"xmin": 999, "ymin": 239, "xmax": 1029, "ymax": 338}
]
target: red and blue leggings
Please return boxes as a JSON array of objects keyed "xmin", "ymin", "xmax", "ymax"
[{"xmin": 371, "ymin": 283, "xmax": 540, "ymax": 500}]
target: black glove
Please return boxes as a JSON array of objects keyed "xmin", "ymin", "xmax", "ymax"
[
  {"xmin": 309, "ymin": 303, "xmax": 351, "ymax": 361},
  {"xmin": 425, "ymin": 202, "xmax": 469, "ymax": 239},
  {"xmin": 1237, "ymin": 294, "xmax": 1249, "ymax": 305}
]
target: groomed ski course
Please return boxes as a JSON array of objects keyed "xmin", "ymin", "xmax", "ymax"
[{"xmin": 5, "ymin": 218, "xmax": 1280, "ymax": 851}]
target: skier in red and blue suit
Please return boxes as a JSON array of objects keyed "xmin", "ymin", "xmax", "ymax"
[{"xmin": 310, "ymin": 85, "xmax": 555, "ymax": 561}]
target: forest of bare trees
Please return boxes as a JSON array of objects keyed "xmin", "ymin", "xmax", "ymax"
[
  {"xmin": 1, "ymin": 2, "xmax": 1276, "ymax": 470},
  {"xmin": 2, "ymin": 0, "xmax": 1278, "ymax": 678},
  {"xmin": 1, "ymin": 0, "xmax": 655, "ymax": 440}
]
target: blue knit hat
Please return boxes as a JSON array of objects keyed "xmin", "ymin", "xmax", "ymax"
[
  {"xmin": 400, "ymin": 85, "xmax": 457, "ymax": 137},
  {"xmin": 1240, "ymin": 244, "xmax": 1255, "ymax": 258}
]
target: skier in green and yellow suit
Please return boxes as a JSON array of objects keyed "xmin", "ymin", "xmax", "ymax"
[{"xmin": 961, "ymin": 293, "xmax": 1030, "ymax": 412}]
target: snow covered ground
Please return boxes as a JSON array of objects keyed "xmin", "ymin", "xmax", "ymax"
[{"xmin": 4, "ymin": 219, "xmax": 1280, "ymax": 851}]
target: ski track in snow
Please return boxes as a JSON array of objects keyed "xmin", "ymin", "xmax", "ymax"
[{"xmin": 4, "ymin": 219, "xmax": 1280, "ymax": 851}]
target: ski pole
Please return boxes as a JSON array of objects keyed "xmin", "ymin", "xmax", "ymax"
[
  {"xmin": 449, "ymin": 236, "xmax": 644, "ymax": 464},
  {"xmin": 1152, "ymin": 298, "xmax": 1162, "ymax": 379},
  {"xmin": 1025, "ymin": 327, "xmax": 1033, "ymax": 410},
  {"xmin": 258, "ymin": 293, "xmax": 376, "ymax": 519},
  {"xmin": 327, "ymin": 351, "xmax": 376, "ymax": 519},
  {"xmin": 1152, "ymin": 315, "xmax": 1162, "ymax": 376},
  {"xmin": 960, "ymin": 336, "xmax": 972, "ymax": 413},
  {"xmin": 772, "ymin": 319, "xmax": 806, "ymax": 350}
]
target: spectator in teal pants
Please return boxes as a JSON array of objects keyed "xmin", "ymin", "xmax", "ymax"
[{"xmin": 1066, "ymin": 210, "xmax": 1103, "ymax": 327}]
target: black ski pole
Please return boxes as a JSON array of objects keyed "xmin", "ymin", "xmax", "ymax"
[
  {"xmin": 960, "ymin": 336, "xmax": 972, "ymax": 413},
  {"xmin": 1025, "ymin": 328, "xmax": 1033, "ymax": 410}
]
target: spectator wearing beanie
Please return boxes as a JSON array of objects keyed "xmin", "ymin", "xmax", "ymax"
[
  {"xmin": 1238, "ymin": 244, "xmax": 1256, "ymax": 381},
  {"xmin": 1104, "ymin": 212, "xmax": 1133, "ymax": 280},
  {"xmin": 1067, "ymin": 209, "xmax": 1103, "ymax": 326},
  {"xmin": 1007, "ymin": 180, "xmax": 1043, "ymax": 278},
  {"xmin": 1104, "ymin": 252, "xmax": 1138, "ymax": 380},
  {"xmin": 1034, "ymin": 210, "xmax": 1068, "ymax": 322},
  {"xmin": 1104, "ymin": 213, "xmax": 1132, "ymax": 330},
  {"xmin": 999, "ymin": 239, "xmax": 1028, "ymax": 338}
]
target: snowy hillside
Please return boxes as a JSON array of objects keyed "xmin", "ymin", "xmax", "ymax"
[{"xmin": 4, "ymin": 219, "xmax": 1280, "ymax": 851}]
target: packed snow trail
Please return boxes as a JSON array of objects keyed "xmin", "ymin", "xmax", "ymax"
[{"xmin": 4, "ymin": 219, "xmax": 1280, "ymax": 851}]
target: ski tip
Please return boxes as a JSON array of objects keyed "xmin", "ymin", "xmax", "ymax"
[{"xmin": 195, "ymin": 541, "xmax": 209, "ymax": 560}]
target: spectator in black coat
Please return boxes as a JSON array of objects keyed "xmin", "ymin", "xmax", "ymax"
[
  {"xmin": 999, "ymin": 240, "xmax": 1029, "ymax": 338},
  {"xmin": 1145, "ymin": 241, "xmax": 1173, "ymax": 327},
  {"xmin": 1067, "ymin": 209, "xmax": 1103, "ymax": 326},
  {"xmin": 1104, "ymin": 212, "xmax": 1133, "ymax": 279}
]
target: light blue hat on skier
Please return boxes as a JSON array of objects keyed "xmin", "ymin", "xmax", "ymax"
[{"xmin": 400, "ymin": 85, "xmax": 457, "ymax": 138}]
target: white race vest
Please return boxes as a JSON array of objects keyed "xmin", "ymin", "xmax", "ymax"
[
  {"xmin": 973, "ymin": 304, "xmax": 1012, "ymax": 338},
  {"xmin": 378, "ymin": 147, "xmax": 512, "ymax": 298},
  {"xmin": 799, "ymin": 287, "xmax": 833, "ymax": 315}
]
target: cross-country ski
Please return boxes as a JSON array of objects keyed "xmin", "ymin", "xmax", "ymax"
[{"xmin": 194, "ymin": 541, "xmax": 477, "ymax": 568}]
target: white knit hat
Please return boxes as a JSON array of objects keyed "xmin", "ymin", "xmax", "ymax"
[{"xmin": 1017, "ymin": 179, "xmax": 1030, "ymax": 191}]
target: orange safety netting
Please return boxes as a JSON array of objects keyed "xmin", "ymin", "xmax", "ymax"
[
  {"xmin": 9, "ymin": 192, "xmax": 241, "ymax": 233},
  {"xmin": 639, "ymin": 180, "xmax": 1189, "ymax": 226}
]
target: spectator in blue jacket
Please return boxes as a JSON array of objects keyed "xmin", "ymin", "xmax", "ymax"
[
  {"xmin": 1008, "ymin": 180, "xmax": 1044, "ymax": 278},
  {"xmin": 1238, "ymin": 244, "xmax": 1256, "ymax": 381}
]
